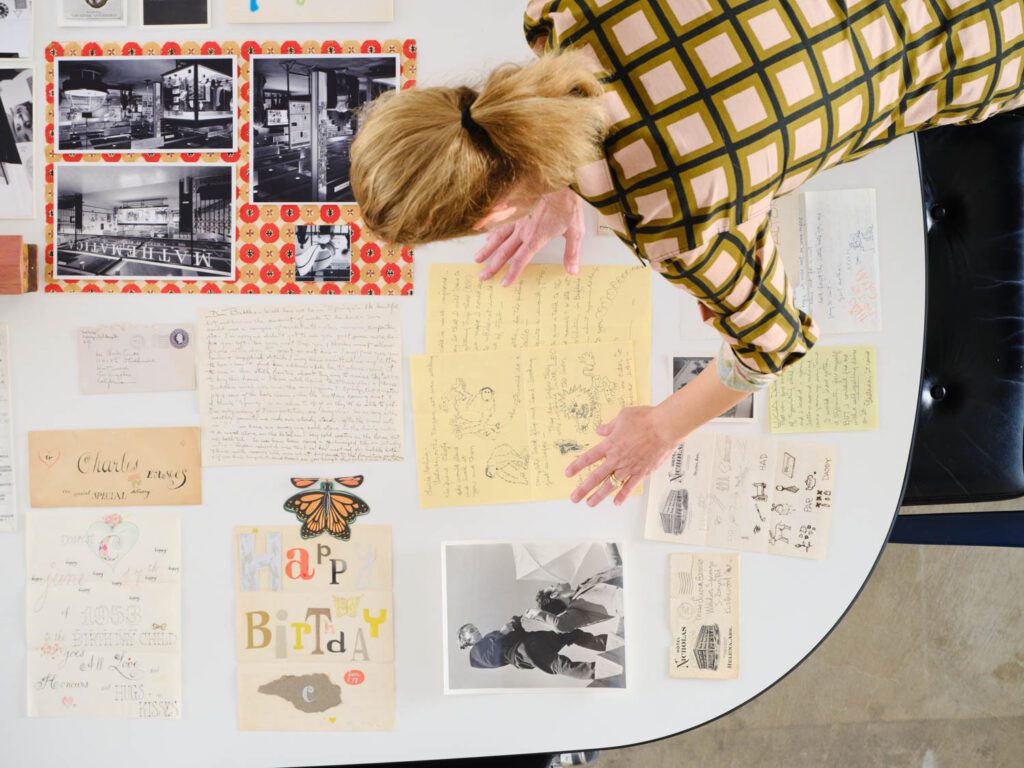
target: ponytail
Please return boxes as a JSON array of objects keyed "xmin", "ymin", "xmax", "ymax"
[{"xmin": 351, "ymin": 50, "xmax": 609, "ymax": 246}]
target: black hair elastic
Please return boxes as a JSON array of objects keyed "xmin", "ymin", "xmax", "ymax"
[{"xmin": 461, "ymin": 103, "xmax": 482, "ymax": 134}]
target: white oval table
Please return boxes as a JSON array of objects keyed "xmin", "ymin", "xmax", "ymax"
[{"xmin": 0, "ymin": 2, "xmax": 925, "ymax": 765}]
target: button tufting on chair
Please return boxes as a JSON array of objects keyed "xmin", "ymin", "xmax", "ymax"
[{"xmin": 904, "ymin": 110, "xmax": 1024, "ymax": 505}]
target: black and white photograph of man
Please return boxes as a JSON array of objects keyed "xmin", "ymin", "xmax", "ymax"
[
  {"xmin": 56, "ymin": 56, "xmax": 236, "ymax": 153},
  {"xmin": 251, "ymin": 54, "xmax": 399, "ymax": 204},
  {"xmin": 141, "ymin": 0, "xmax": 210, "ymax": 28},
  {"xmin": 444, "ymin": 541, "xmax": 626, "ymax": 692}
]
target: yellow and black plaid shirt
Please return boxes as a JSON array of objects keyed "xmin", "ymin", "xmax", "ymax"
[{"xmin": 526, "ymin": 0, "xmax": 1024, "ymax": 390}]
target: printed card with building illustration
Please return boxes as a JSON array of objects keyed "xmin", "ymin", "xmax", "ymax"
[
  {"xmin": 234, "ymin": 525, "xmax": 394, "ymax": 731},
  {"xmin": 646, "ymin": 434, "xmax": 836, "ymax": 560},
  {"xmin": 669, "ymin": 552, "xmax": 739, "ymax": 680}
]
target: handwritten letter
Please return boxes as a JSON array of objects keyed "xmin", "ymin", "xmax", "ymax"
[
  {"xmin": 769, "ymin": 345, "xmax": 878, "ymax": 433},
  {"xmin": 794, "ymin": 189, "xmax": 882, "ymax": 334},
  {"xmin": 197, "ymin": 305, "xmax": 404, "ymax": 466},
  {"xmin": 78, "ymin": 324, "xmax": 196, "ymax": 395},
  {"xmin": 0, "ymin": 326, "xmax": 14, "ymax": 531},
  {"xmin": 427, "ymin": 264, "xmax": 651, "ymax": 402},
  {"xmin": 669, "ymin": 552, "xmax": 739, "ymax": 680},
  {"xmin": 412, "ymin": 343, "xmax": 636, "ymax": 507},
  {"xmin": 27, "ymin": 510, "xmax": 182, "ymax": 718},
  {"xmin": 235, "ymin": 525, "xmax": 395, "ymax": 731}
]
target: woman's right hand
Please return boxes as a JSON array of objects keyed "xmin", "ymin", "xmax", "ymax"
[{"xmin": 474, "ymin": 187, "xmax": 585, "ymax": 287}]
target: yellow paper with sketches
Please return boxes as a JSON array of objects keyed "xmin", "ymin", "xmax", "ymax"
[
  {"xmin": 411, "ymin": 343, "xmax": 636, "ymax": 507},
  {"xmin": 426, "ymin": 264, "xmax": 651, "ymax": 403},
  {"xmin": 769, "ymin": 345, "xmax": 879, "ymax": 433}
]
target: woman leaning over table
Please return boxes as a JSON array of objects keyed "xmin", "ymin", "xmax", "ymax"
[{"xmin": 352, "ymin": 0, "xmax": 1024, "ymax": 506}]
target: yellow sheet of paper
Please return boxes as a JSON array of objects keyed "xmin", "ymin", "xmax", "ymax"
[
  {"xmin": 234, "ymin": 525, "xmax": 394, "ymax": 731},
  {"xmin": 669, "ymin": 552, "xmax": 740, "ymax": 680},
  {"xmin": 28, "ymin": 427, "xmax": 202, "ymax": 508},
  {"xmin": 412, "ymin": 343, "xmax": 636, "ymax": 507},
  {"xmin": 768, "ymin": 345, "xmax": 878, "ymax": 433},
  {"xmin": 426, "ymin": 264, "xmax": 652, "ymax": 403}
]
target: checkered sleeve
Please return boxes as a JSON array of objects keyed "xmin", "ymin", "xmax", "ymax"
[{"xmin": 655, "ymin": 215, "xmax": 819, "ymax": 392}]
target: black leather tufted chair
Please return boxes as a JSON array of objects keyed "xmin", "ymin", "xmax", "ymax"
[{"xmin": 893, "ymin": 110, "xmax": 1024, "ymax": 546}]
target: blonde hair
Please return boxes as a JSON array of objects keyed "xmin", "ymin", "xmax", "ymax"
[{"xmin": 351, "ymin": 50, "xmax": 609, "ymax": 246}]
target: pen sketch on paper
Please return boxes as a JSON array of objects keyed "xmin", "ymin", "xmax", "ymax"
[
  {"xmin": 197, "ymin": 304, "xmax": 404, "ymax": 466},
  {"xmin": 646, "ymin": 433, "xmax": 837, "ymax": 560},
  {"xmin": 234, "ymin": 525, "xmax": 394, "ymax": 731},
  {"xmin": 27, "ymin": 510, "xmax": 182, "ymax": 718},
  {"xmin": 412, "ymin": 343, "xmax": 636, "ymax": 507},
  {"xmin": 426, "ymin": 264, "xmax": 652, "ymax": 402}
]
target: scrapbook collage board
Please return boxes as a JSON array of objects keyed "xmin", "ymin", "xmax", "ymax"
[{"xmin": 43, "ymin": 37, "xmax": 416, "ymax": 295}]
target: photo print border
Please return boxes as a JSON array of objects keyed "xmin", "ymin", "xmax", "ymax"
[{"xmin": 43, "ymin": 38, "xmax": 417, "ymax": 296}]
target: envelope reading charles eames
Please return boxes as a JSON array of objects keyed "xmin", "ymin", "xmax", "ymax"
[{"xmin": 28, "ymin": 427, "xmax": 202, "ymax": 508}]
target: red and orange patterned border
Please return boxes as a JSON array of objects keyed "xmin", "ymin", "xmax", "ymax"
[{"xmin": 43, "ymin": 38, "xmax": 417, "ymax": 295}]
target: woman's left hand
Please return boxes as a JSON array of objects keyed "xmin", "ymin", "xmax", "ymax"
[{"xmin": 565, "ymin": 406, "xmax": 679, "ymax": 507}]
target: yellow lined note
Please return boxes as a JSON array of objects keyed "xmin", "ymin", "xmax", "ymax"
[{"xmin": 769, "ymin": 345, "xmax": 878, "ymax": 433}]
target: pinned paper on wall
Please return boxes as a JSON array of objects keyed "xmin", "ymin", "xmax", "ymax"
[
  {"xmin": 411, "ymin": 343, "xmax": 636, "ymax": 507},
  {"xmin": 224, "ymin": 0, "xmax": 394, "ymax": 22},
  {"xmin": 0, "ymin": 326, "xmax": 15, "ymax": 532},
  {"xmin": 426, "ymin": 264, "xmax": 652, "ymax": 403},
  {"xmin": 197, "ymin": 304, "xmax": 404, "ymax": 466},
  {"xmin": 27, "ymin": 510, "xmax": 182, "ymax": 718},
  {"xmin": 769, "ymin": 345, "xmax": 879, "ymax": 433},
  {"xmin": 27, "ymin": 427, "xmax": 202, "ymax": 508},
  {"xmin": 645, "ymin": 433, "xmax": 836, "ymax": 560},
  {"xmin": 234, "ymin": 525, "xmax": 394, "ymax": 731},
  {"xmin": 78, "ymin": 324, "xmax": 196, "ymax": 395},
  {"xmin": 669, "ymin": 552, "xmax": 739, "ymax": 680}
]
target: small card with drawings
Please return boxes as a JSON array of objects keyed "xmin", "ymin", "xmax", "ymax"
[
  {"xmin": 669, "ymin": 552, "xmax": 739, "ymax": 680},
  {"xmin": 78, "ymin": 324, "xmax": 196, "ymax": 395},
  {"xmin": 646, "ymin": 434, "xmax": 836, "ymax": 560}
]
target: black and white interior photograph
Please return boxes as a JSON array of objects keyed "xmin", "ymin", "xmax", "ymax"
[
  {"xmin": 56, "ymin": 56, "xmax": 236, "ymax": 152},
  {"xmin": 0, "ymin": 67, "xmax": 33, "ymax": 219},
  {"xmin": 141, "ymin": 0, "xmax": 210, "ymax": 28},
  {"xmin": 251, "ymin": 54, "xmax": 399, "ymax": 204},
  {"xmin": 55, "ymin": 164, "xmax": 234, "ymax": 280},
  {"xmin": 295, "ymin": 224, "xmax": 352, "ymax": 283}
]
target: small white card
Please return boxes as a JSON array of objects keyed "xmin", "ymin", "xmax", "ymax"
[
  {"xmin": 670, "ymin": 552, "xmax": 739, "ymax": 680},
  {"xmin": 78, "ymin": 324, "xmax": 196, "ymax": 395}
]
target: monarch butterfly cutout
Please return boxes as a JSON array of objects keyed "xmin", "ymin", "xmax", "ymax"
[{"xmin": 284, "ymin": 477, "xmax": 370, "ymax": 541}]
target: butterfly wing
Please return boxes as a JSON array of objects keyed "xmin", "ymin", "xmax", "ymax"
[
  {"xmin": 334, "ymin": 476, "xmax": 364, "ymax": 488},
  {"xmin": 325, "ymin": 491, "xmax": 370, "ymax": 540},
  {"xmin": 284, "ymin": 490, "xmax": 330, "ymax": 539},
  {"xmin": 291, "ymin": 478, "xmax": 320, "ymax": 489}
]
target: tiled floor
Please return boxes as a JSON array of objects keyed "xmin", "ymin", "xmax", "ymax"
[{"xmin": 600, "ymin": 544, "xmax": 1024, "ymax": 767}]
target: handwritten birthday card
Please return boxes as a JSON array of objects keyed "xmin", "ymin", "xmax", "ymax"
[{"xmin": 27, "ymin": 510, "xmax": 182, "ymax": 718}]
